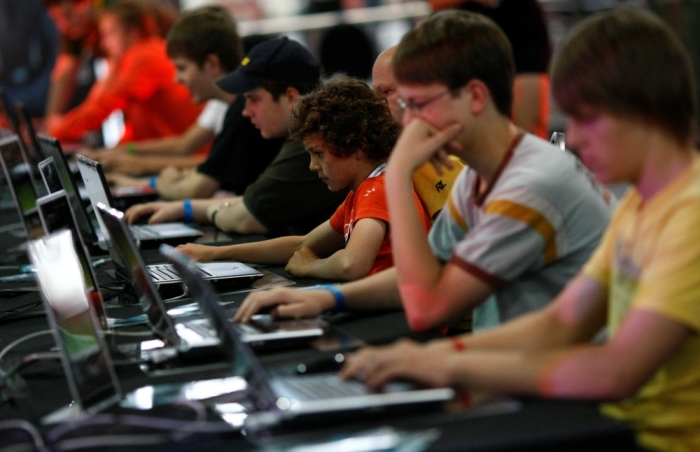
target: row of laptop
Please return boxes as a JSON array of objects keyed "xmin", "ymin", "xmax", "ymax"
[{"xmin": 0, "ymin": 129, "xmax": 466, "ymax": 431}]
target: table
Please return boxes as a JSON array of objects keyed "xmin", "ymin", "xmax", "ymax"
[{"xmin": 0, "ymin": 221, "xmax": 638, "ymax": 451}]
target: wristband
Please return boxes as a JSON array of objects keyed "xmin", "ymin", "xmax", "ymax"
[
  {"xmin": 451, "ymin": 337, "xmax": 466, "ymax": 351},
  {"xmin": 183, "ymin": 199, "xmax": 193, "ymax": 223},
  {"xmin": 306, "ymin": 284, "xmax": 345, "ymax": 313},
  {"xmin": 127, "ymin": 142, "xmax": 137, "ymax": 155},
  {"xmin": 148, "ymin": 176, "xmax": 157, "ymax": 189}
]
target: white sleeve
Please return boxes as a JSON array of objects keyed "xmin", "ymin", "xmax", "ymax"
[{"xmin": 196, "ymin": 99, "xmax": 228, "ymax": 135}]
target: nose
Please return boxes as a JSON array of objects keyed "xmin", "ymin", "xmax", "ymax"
[
  {"xmin": 242, "ymin": 101, "xmax": 252, "ymax": 118},
  {"xmin": 308, "ymin": 155, "xmax": 320, "ymax": 172}
]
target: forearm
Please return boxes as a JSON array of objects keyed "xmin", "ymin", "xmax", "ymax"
[
  {"xmin": 46, "ymin": 55, "xmax": 80, "ymax": 116},
  {"xmin": 210, "ymin": 236, "xmax": 304, "ymax": 265},
  {"xmin": 340, "ymin": 267, "xmax": 403, "ymax": 310},
  {"xmin": 300, "ymin": 249, "xmax": 368, "ymax": 281},
  {"xmin": 131, "ymin": 156, "xmax": 204, "ymax": 175},
  {"xmin": 157, "ymin": 172, "xmax": 219, "ymax": 200}
]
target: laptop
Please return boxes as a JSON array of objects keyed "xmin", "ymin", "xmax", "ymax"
[
  {"xmin": 14, "ymin": 101, "xmax": 45, "ymax": 166},
  {"xmin": 27, "ymin": 230, "xmax": 122, "ymax": 424},
  {"xmin": 38, "ymin": 136, "xmax": 107, "ymax": 252},
  {"xmin": 162, "ymin": 245, "xmax": 457, "ymax": 425},
  {"xmin": 97, "ymin": 205, "xmax": 319, "ymax": 354},
  {"xmin": 0, "ymin": 135, "xmax": 44, "ymax": 240},
  {"xmin": 76, "ymin": 154, "xmax": 203, "ymax": 248},
  {"xmin": 36, "ymin": 190, "xmax": 109, "ymax": 330},
  {"xmin": 96, "ymin": 203, "xmax": 264, "ymax": 296}
]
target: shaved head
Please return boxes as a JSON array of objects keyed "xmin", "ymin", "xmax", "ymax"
[{"xmin": 371, "ymin": 46, "xmax": 402, "ymax": 124}]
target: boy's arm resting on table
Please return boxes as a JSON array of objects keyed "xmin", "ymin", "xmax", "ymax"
[
  {"xmin": 126, "ymin": 124, "xmax": 214, "ymax": 156},
  {"xmin": 233, "ymin": 267, "xmax": 402, "ymax": 323},
  {"xmin": 286, "ymin": 218, "xmax": 385, "ymax": 281},
  {"xmin": 156, "ymin": 169, "xmax": 220, "ymax": 200},
  {"xmin": 342, "ymin": 274, "xmax": 692, "ymax": 399}
]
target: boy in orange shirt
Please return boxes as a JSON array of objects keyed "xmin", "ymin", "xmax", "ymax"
[{"xmin": 178, "ymin": 75, "xmax": 431, "ymax": 281}]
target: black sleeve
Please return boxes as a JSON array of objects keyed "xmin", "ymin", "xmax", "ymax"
[
  {"xmin": 243, "ymin": 140, "xmax": 348, "ymax": 236},
  {"xmin": 458, "ymin": 0, "xmax": 551, "ymax": 74},
  {"xmin": 197, "ymin": 96, "xmax": 285, "ymax": 194}
]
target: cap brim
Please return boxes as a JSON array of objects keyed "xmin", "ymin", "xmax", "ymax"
[{"xmin": 216, "ymin": 68, "xmax": 266, "ymax": 94}]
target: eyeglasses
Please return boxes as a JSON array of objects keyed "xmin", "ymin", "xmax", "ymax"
[{"xmin": 397, "ymin": 89, "xmax": 453, "ymax": 114}]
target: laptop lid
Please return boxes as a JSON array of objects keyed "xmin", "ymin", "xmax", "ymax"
[
  {"xmin": 14, "ymin": 101, "xmax": 44, "ymax": 165},
  {"xmin": 27, "ymin": 230, "xmax": 121, "ymax": 416},
  {"xmin": 0, "ymin": 135, "xmax": 43, "ymax": 240},
  {"xmin": 76, "ymin": 154, "xmax": 116, "ymax": 241},
  {"xmin": 36, "ymin": 190, "xmax": 108, "ymax": 330},
  {"xmin": 37, "ymin": 141, "xmax": 102, "ymax": 249},
  {"xmin": 95, "ymin": 203, "xmax": 181, "ymax": 346},
  {"xmin": 159, "ymin": 244, "xmax": 280, "ymax": 410}
]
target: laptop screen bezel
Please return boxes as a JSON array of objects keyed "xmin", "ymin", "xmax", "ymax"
[
  {"xmin": 0, "ymin": 135, "xmax": 43, "ymax": 240},
  {"xmin": 28, "ymin": 229, "xmax": 121, "ymax": 413},
  {"xmin": 96, "ymin": 204, "xmax": 181, "ymax": 347}
]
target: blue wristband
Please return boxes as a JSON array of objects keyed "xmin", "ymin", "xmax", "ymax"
[
  {"xmin": 148, "ymin": 176, "xmax": 157, "ymax": 189},
  {"xmin": 183, "ymin": 199, "xmax": 193, "ymax": 223},
  {"xmin": 316, "ymin": 284, "xmax": 345, "ymax": 313}
]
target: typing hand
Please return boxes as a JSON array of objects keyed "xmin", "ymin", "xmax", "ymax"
[
  {"xmin": 124, "ymin": 201, "xmax": 183, "ymax": 225},
  {"xmin": 285, "ymin": 246, "xmax": 320, "ymax": 277},
  {"xmin": 340, "ymin": 338, "xmax": 454, "ymax": 390},
  {"xmin": 233, "ymin": 287, "xmax": 335, "ymax": 323}
]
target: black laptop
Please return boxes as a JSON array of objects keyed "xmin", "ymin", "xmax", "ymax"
[
  {"xmin": 76, "ymin": 154, "xmax": 203, "ymax": 248},
  {"xmin": 0, "ymin": 135, "xmax": 43, "ymax": 240}
]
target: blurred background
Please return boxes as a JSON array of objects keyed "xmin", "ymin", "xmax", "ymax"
[{"xmin": 2, "ymin": 0, "xmax": 698, "ymax": 139}]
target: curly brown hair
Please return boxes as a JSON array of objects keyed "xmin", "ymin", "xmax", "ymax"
[{"xmin": 289, "ymin": 74, "xmax": 399, "ymax": 161}]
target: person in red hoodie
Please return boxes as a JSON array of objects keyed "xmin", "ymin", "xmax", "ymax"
[{"xmin": 47, "ymin": 0, "xmax": 200, "ymax": 145}]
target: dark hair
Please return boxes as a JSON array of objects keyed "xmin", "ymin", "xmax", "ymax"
[
  {"xmin": 289, "ymin": 74, "xmax": 399, "ymax": 161},
  {"xmin": 261, "ymin": 80, "xmax": 319, "ymax": 101},
  {"xmin": 552, "ymin": 7, "xmax": 696, "ymax": 145},
  {"xmin": 393, "ymin": 10, "xmax": 515, "ymax": 117},
  {"xmin": 166, "ymin": 6, "xmax": 243, "ymax": 73},
  {"xmin": 102, "ymin": 0, "xmax": 159, "ymax": 38}
]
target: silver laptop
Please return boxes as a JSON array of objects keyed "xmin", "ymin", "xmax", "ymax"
[
  {"xmin": 96, "ymin": 203, "xmax": 263, "ymax": 295},
  {"xmin": 36, "ymin": 190, "xmax": 109, "ymax": 330},
  {"xmin": 27, "ymin": 230, "xmax": 122, "ymax": 424},
  {"xmin": 162, "ymin": 245, "xmax": 457, "ymax": 424},
  {"xmin": 0, "ymin": 135, "xmax": 44, "ymax": 240},
  {"xmin": 76, "ymin": 154, "xmax": 203, "ymax": 248},
  {"xmin": 37, "ymin": 136, "xmax": 103, "ymax": 251}
]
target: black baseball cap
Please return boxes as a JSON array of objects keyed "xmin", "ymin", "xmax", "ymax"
[{"xmin": 216, "ymin": 37, "xmax": 320, "ymax": 94}]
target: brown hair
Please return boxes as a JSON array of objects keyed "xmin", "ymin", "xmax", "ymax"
[
  {"xmin": 290, "ymin": 74, "xmax": 399, "ymax": 161},
  {"xmin": 393, "ymin": 10, "xmax": 515, "ymax": 117},
  {"xmin": 166, "ymin": 6, "xmax": 243, "ymax": 73},
  {"xmin": 552, "ymin": 7, "xmax": 696, "ymax": 144}
]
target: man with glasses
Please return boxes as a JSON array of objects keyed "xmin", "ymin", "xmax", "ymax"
[{"xmin": 234, "ymin": 11, "xmax": 614, "ymax": 334}]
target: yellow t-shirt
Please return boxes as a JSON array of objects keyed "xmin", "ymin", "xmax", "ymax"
[
  {"xmin": 583, "ymin": 156, "xmax": 700, "ymax": 452},
  {"xmin": 412, "ymin": 157, "xmax": 465, "ymax": 222}
]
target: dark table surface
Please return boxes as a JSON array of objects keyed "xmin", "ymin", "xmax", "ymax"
[{"xmin": 0, "ymin": 218, "xmax": 638, "ymax": 452}]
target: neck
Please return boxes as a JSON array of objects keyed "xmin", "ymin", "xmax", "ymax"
[
  {"xmin": 635, "ymin": 138, "xmax": 695, "ymax": 201},
  {"xmin": 352, "ymin": 160, "xmax": 386, "ymax": 192},
  {"xmin": 461, "ymin": 116, "xmax": 520, "ymax": 183}
]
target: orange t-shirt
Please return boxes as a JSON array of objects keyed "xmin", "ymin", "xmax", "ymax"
[
  {"xmin": 49, "ymin": 36, "xmax": 201, "ymax": 144},
  {"xmin": 329, "ymin": 171, "xmax": 432, "ymax": 276}
]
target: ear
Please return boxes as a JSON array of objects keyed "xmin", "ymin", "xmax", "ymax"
[
  {"xmin": 285, "ymin": 87, "xmax": 302, "ymax": 104},
  {"xmin": 465, "ymin": 80, "xmax": 489, "ymax": 115},
  {"xmin": 203, "ymin": 53, "xmax": 222, "ymax": 74}
]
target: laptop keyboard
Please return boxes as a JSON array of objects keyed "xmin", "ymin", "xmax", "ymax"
[
  {"xmin": 276, "ymin": 375, "xmax": 369, "ymax": 401},
  {"xmin": 148, "ymin": 264, "xmax": 213, "ymax": 282},
  {"xmin": 130, "ymin": 224, "xmax": 160, "ymax": 239}
]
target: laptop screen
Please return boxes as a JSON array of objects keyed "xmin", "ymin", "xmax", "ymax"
[
  {"xmin": 161, "ymin": 244, "xmax": 278, "ymax": 413},
  {"xmin": 76, "ymin": 154, "xmax": 115, "ymax": 242},
  {"xmin": 37, "ymin": 190, "xmax": 108, "ymax": 330},
  {"xmin": 96, "ymin": 204, "xmax": 180, "ymax": 346},
  {"xmin": 37, "ymin": 138, "xmax": 101, "ymax": 248},
  {"xmin": 38, "ymin": 157, "xmax": 63, "ymax": 193},
  {"xmin": 28, "ymin": 230, "xmax": 121, "ymax": 412},
  {"xmin": 0, "ymin": 135, "xmax": 43, "ymax": 239}
]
